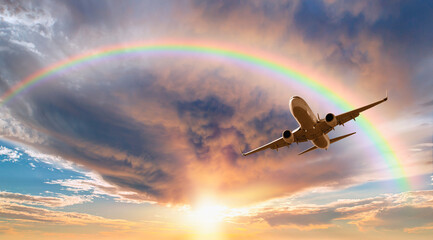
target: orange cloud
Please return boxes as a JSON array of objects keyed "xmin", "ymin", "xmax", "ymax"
[
  {"xmin": 0, "ymin": 201, "xmax": 134, "ymax": 228},
  {"xmin": 0, "ymin": 191, "xmax": 91, "ymax": 208},
  {"xmin": 232, "ymin": 190, "xmax": 433, "ymax": 232}
]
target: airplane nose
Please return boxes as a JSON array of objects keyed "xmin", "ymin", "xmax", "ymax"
[
  {"xmin": 290, "ymin": 96, "xmax": 300, "ymax": 107},
  {"xmin": 290, "ymin": 96, "xmax": 305, "ymax": 108}
]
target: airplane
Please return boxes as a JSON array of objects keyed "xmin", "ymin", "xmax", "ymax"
[{"xmin": 242, "ymin": 93, "xmax": 388, "ymax": 156}]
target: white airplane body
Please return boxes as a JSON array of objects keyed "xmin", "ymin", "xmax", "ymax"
[{"xmin": 242, "ymin": 94, "xmax": 388, "ymax": 156}]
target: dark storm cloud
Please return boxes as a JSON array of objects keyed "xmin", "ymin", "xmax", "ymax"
[
  {"xmin": 292, "ymin": 1, "xmax": 373, "ymax": 70},
  {"xmin": 61, "ymin": 0, "xmax": 113, "ymax": 25},
  {"xmin": 294, "ymin": 0, "xmax": 365, "ymax": 40},
  {"xmin": 11, "ymin": 79, "xmax": 195, "ymax": 201},
  {"xmin": 54, "ymin": 0, "xmax": 184, "ymax": 41},
  {"xmin": 177, "ymin": 96, "xmax": 235, "ymax": 158},
  {"xmin": 293, "ymin": 0, "xmax": 433, "ymax": 65},
  {"xmin": 177, "ymin": 96, "xmax": 235, "ymax": 122},
  {"xmin": 57, "ymin": 0, "xmax": 125, "ymax": 34},
  {"xmin": 103, "ymin": 174, "xmax": 163, "ymax": 197},
  {"xmin": 193, "ymin": 0, "xmax": 244, "ymax": 18},
  {"xmin": 20, "ymin": 92, "xmax": 151, "ymax": 156},
  {"xmin": 194, "ymin": 0, "xmax": 433, "ymax": 72},
  {"xmin": 0, "ymin": 38, "xmax": 43, "ymax": 87},
  {"xmin": 1, "ymin": 61, "xmax": 190, "ymax": 201},
  {"xmin": 370, "ymin": 0, "xmax": 433, "ymax": 61},
  {"xmin": 250, "ymin": 108, "xmax": 296, "ymax": 136},
  {"xmin": 193, "ymin": 0, "xmax": 292, "ymax": 19}
]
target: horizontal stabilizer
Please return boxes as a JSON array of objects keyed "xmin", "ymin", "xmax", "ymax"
[
  {"xmin": 298, "ymin": 132, "xmax": 356, "ymax": 155},
  {"xmin": 298, "ymin": 145, "xmax": 317, "ymax": 155},
  {"xmin": 330, "ymin": 132, "xmax": 356, "ymax": 143}
]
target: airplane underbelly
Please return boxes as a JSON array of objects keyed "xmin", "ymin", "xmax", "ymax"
[
  {"xmin": 312, "ymin": 135, "xmax": 330, "ymax": 149},
  {"xmin": 292, "ymin": 106, "xmax": 315, "ymax": 129}
]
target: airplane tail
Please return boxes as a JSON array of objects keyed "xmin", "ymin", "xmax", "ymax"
[{"xmin": 298, "ymin": 132, "xmax": 356, "ymax": 155}]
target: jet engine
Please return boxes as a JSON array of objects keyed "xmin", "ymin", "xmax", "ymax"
[
  {"xmin": 325, "ymin": 113, "xmax": 338, "ymax": 127},
  {"xmin": 282, "ymin": 130, "xmax": 294, "ymax": 144}
]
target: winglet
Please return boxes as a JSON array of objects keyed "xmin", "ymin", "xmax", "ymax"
[
  {"xmin": 240, "ymin": 146, "xmax": 246, "ymax": 156},
  {"xmin": 384, "ymin": 90, "xmax": 388, "ymax": 101}
]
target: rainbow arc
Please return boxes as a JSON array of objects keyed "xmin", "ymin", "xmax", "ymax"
[{"xmin": 0, "ymin": 39, "xmax": 410, "ymax": 190}]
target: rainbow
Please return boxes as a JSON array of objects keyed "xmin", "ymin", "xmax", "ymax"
[{"xmin": 0, "ymin": 39, "xmax": 411, "ymax": 190}]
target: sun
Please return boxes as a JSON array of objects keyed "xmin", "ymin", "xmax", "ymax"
[
  {"xmin": 192, "ymin": 203, "xmax": 226, "ymax": 224},
  {"xmin": 188, "ymin": 202, "xmax": 227, "ymax": 231},
  {"xmin": 185, "ymin": 199, "xmax": 229, "ymax": 238}
]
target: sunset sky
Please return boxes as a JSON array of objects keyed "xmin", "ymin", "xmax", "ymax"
[{"xmin": 0, "ymin": 1, "xmax": 432, "ymax": 239}]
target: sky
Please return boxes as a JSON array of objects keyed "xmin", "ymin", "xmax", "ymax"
[{"xmin": 0, "ymin": 0, "xmax": 432, "ymax": 239}]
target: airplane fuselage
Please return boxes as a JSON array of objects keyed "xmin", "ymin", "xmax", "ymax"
[{"xmin": 290, "ymin": 96, "xmax": 330, "ymax": 149}]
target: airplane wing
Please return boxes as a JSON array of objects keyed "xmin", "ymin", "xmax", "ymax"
[
  {"xmin": 336, "ymin": 94, "xmax": 388, "ymax": 126},
  {"xmin": 318, "ymin": 93, "xmax": 388, "ymax": 134},
  {"xmin": 242, "ymin": 137, "xmax": 288, "ymax": 156}
]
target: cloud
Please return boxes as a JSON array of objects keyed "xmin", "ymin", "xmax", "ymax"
[
  {"xmin": 0, "ymin": 0, "xmax": 431, "ymax": 208},
  {"xmin": 0, "ymin": 201, "xmax": 133, "ymax": 228},
  {"xmin": 0, "ymin": 146, "xmax": 21, "ymax": 162},
  {"xmin": 189, "ymin": 0, "xmax": 433, "ymax": 103},
  {"xmin": 409, "ymin": 143, "xmax": 433, "ymax": 152},
  {"xmin": 176, "ymin": 95, "xmax": 236, "ymax": 158},
  {"xmin": 0, "ymin": 54, "xmax": 412, "ymax": 207},
  {"xmin": 0, "ymin": 0, "xmax": 55, "ymax": 28},
  {"xmin": 0, "ymin": 224, "xmax": 15, "ymax": 235},
  {"xmin": 0, "ymin": 191, "xmax": 91, "ymax": 208},
  {"xmin": 23, "ymin": 148, "xmax": 75, "ymax": 170},
  {"xmin": 292, "ymin": 0, "xmax": 433, "ymax": 65},
  {"xmin": 356, "ymin": 206, "xmax": 433, "ymax": 231},
  {"xmin": 0, "ymin": 53, "xmax": 366, "ymax": 206},
  {"xmin": 421, "ymin": 99, "xmax": 433, "ymax": 107},
  {"xmin": 240, "ymin": 190, "xmax": 433, "ymax": 232},
  {"xmin": 262, "ymin": 208, "xmax": 341, "ymax": 229},
  {"xmin": 8, "ymin": 39, "xmax": 42, "ymax": 56},
  {"xmin": 45, "ymin": 172, "xmax": 156, "ymax": 204}
]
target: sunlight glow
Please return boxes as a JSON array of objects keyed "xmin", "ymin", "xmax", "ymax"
[
  {"xmin": 182, "ymin": 197, "xmax": 232, "ymax": 240},
  {"xmin": 188, "ymin": 203, "xmax": 227, "ymax": 231}
]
